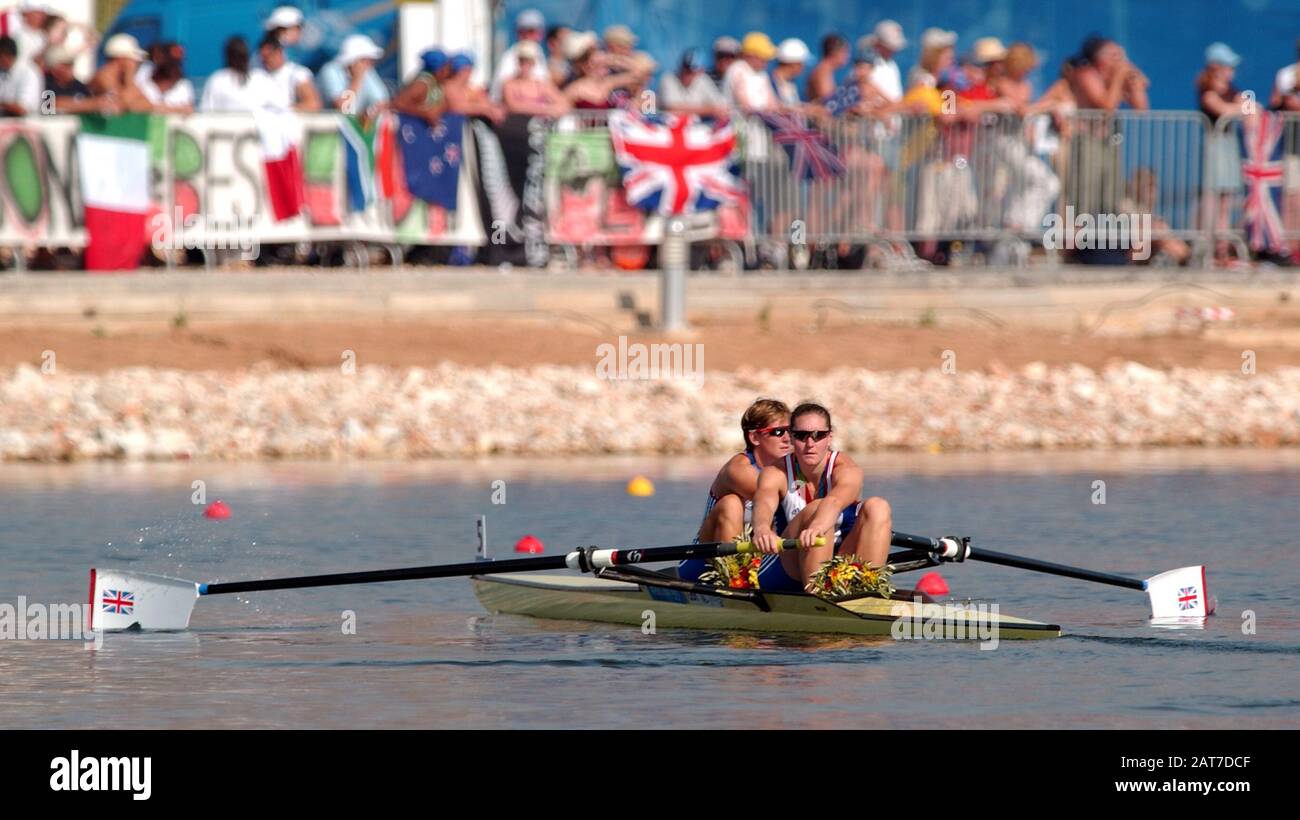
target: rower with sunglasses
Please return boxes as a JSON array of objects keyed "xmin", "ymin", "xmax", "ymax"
[
  {"xmin": 750, "ymin": 402, "xmax": 894, "ymax": 591},
  {"xmin": 677, "ymin": 398, "xmax": 794, "ymax": 586}
]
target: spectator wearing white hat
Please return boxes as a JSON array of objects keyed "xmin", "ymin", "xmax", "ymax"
[
  {"xmin": 907, "ymin": 27, "xmax": 956, "ymax": 90},
  {"xmin": 0, "ymin": 35, "xmax": 41, "ymax": 116},
  {"xmin": 8, "ymin": 1, "xmax": 49, "ymax": 67},
  {"xmin": 259, "ymin": 32, "xmax": 320, "ymax": 111},
  {"xmin": 91, "ymin": 33, "xmax": 153, "ymax": 112},
  {"xmin": 43, "ymin": 43, "xmax": 116, "ymax": 113},
  {"xmin": 772, "ymin": 37, "xmax": 811, "ymax": 110},
  {"xmin": 490, "ymin": 8, "xmax": 550, "ymax": 102},
  {"xmin": 264, "ymin": 5, "xmax": 305, "ymax": 48},
  {"xmin": 201, "ymin": 35, "xmax": 279, "ymax": 112},
  {"xmin": 317, "ymin": 33, "xmax": 389, "ymax": 119},
  {"xmin": 861, "ymin": 20, "xmax": 905, "ymax": 103}
]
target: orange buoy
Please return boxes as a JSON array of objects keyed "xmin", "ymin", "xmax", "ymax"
[
  {"xmin": 514, "ymin": 534, "xmax": 544, "ymax": 554},
  {"xmin": 915, "ymin": 572, "xmax": 949, "ymax": 597},
  {"xmin": 203, "ymin": 500, "xmax": 231, "ymax": 520}
]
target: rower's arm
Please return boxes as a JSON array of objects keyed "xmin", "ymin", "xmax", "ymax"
[
  {"xmin": 718, "ymin": 454, "xmax": 761, "ymax": 499},
  {"xmin": 750, "ymin": 466, "xmax": 786, "ymax": 540}
]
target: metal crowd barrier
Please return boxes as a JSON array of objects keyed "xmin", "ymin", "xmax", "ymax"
[{"xmin": 543, "ymin": 107, "xmax": 1255, "ymax": 270}]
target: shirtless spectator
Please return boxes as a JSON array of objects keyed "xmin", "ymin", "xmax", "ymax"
[
  {"xmin": 90, "ymin": 33, "xmax": 152, "ymax": 112},
  {"xmin": 807, "ymin": 34, "xmax": 848, "ymax": 103},
  {"xmin": 445, "ymin": 52, "xmax": 508, "ymax": 122},
  {"xmin": 502, "ymin": 41, "xmax": 568, "ymax": 117},
  {"xmin": 660, "ymin": 48, "xmax": 726, "ymax": 118}
]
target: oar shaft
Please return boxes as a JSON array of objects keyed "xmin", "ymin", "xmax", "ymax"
[
  {"xmin": 890, "ymin": 529, "xmax": 1147, "ymax": 591},
  {"xmin": 200, "ymin": 538, "xmax": 817, "ymax": 596},
  {"xmin": 968, "ymin": 548, "xmax": 1147, "ymax": 591}
]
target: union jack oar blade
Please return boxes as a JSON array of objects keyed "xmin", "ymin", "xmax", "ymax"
[
  {"xmin": 89, "ymin": 568, "xmax": 200, "ymax": 632},
  {"xmin": 1145, "ymin": 565, "xmax": 1215, "ymax": 625}
]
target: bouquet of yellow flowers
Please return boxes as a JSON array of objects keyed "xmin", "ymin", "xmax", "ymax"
[
  {"xmin": 808, "ymin": 555, "xmax": 895, "ymax": 599},
  {"xmin": 697, "ymin": 526, "xmax": 763, "ymax": 589}
]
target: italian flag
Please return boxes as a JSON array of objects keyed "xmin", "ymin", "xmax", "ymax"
[
  {"xmin": 77, "ymin": 114, "xmax": 152, "ymax": 272},
  {"xmin": 255, "ymin": 110, "xmax": 306, "ymax": 221}
]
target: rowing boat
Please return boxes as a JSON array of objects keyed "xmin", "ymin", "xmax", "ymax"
[
  {"xmin": 87, "ymin": 529, "xmax": 1211, "ymax": 637},
  {"xmin": 471, "ymin": 565, "xmax": 1063, "ymax": 640}
]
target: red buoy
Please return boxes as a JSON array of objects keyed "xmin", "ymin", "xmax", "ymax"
[
  {"xmin": 204, "ymin": 500, "xmax": 231, "ymax": 520},
  {"xmin": 915, "ymin": 572, "xmax": 949, "ymax": 597},
  {"xmin": 514, "ymin": 534, "xmax": 544, "ymax": 554}
]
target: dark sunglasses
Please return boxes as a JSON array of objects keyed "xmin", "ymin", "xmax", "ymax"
[
  {"xmin": 752, "ymin": 425, "xmax": 790, "ymax": 438},
  {"xmin": 791, "ymin": 429, "xmax": 831, "ymax": 442}
]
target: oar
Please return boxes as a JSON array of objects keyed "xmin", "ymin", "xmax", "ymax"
[
  {"xmin": 88, "ymin": 537, "xmax": 824, "ymax": 632},
  {"xmin": 889, "ymin": 530, "xmax": 1215, "ymax": 621}
]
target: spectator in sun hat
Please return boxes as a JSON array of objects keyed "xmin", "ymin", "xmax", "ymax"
[
  {"xmin": 660, "ymin": 47, "xmax": 726, "ymax": 118},
  {"xmin": 137, "ymin": 41, "xmax": 195, "ymax": 113},
  {"xmin": 264, "ymin": 5, "xmax": 305, "ymax": 48},
  {"xmin": 1270, "ymin": 38, "xmax": 1300, "ymax": 112},
  {"xmin": 8, "ymin": 1, "xmax": 50, "ymax": 66},
  {"xmin": 1198, "ymin": 42, "xmax": 1247, "ymax": 262},
  {"xmin": 317, "ymin": 33, "xmax": 388, "ymax": 119},
  {"xmin": 808, "ymin": 33, "xmax": 849, "ymax": 102},
  {"xmin": 861, "ymin": 19, "xmax": 905, "ymax": 102},
  {"xmin": 490, "ymin": 8, "xmax": 550, "ymax": 101},
  {"xmin": 772, "ymin": 37, "xmax": 811, "ymax": 109},
  {"xmin": 545, "ymin": 24, "xmax": 572, "ymax": 86},
  {"xmin": 42, "ymin": 43, "xmax": 107, "ymax": 113},
  {"xmin": 710, "ymin": 35, "xmax": 739, "ymax": 84},
  {"xmin": 723, "ymin": 31, "xmax": 777, "ymax": 113},
  {"xmin": 907, "ymin": 27, "xmax": 955, "ymax": 90},
  {"xmin": 90, "ymin": 32, "xmax": 153, "ymax": 112}
]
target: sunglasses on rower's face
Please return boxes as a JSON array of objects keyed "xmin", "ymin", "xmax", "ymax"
[
  {"xmin": 791, "ymin": 429, "xmax": 831, "ymax": 443},
  {"xmin": 752, "ymin": 426, "xmax": 790, "ymax": 439}
]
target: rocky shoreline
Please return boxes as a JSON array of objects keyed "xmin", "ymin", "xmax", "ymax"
[{"xmin": 2, "ymin": 362, "xmax": 1297, "ymax": 461}]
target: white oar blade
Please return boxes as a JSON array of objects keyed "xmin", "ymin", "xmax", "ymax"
[
  {"xmin": 90, "ymin": 568, "xmax": 200, "ymax": 632},
  {"xmin": 1145, "ymin": 566, "xmax": 1215, "ymax": 624}
]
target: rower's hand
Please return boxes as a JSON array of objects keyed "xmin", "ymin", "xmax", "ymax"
[
  {"xmin": 801, "ymin": 511, "xmax": 838, "ymax": 549},
  {"xmin": 752, "ymin": 528, "xmax": 782, "ymax": 554}
]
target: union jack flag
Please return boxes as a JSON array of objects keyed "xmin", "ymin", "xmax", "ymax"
[
  {"xmin": 608, "ymin": 110, "xmax": 744, "ymax": 215},
  {"xmin": 761, "ymin": 111, "xmax": 846, "ymax": 181},
  {"xmin": 1238, "ymin": 112, "xmax": 1287, "ymax": 254},
  {"xmin": 101, "ymin": 589, "xmax": 134, "ymax": 615},
  {"xmin": 1178, "ymin": 586, "xmax": 1199, "ymax": 611}
]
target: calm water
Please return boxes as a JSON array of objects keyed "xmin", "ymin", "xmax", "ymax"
[{"xmin": 1, "ymin": 451, "xmax": 1297, "ymax": 729}]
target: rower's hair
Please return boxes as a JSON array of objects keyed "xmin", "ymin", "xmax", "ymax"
[
  {"xmin": 791, "ymin": 401, "xmax": 832, "ymax": 429},
  {"xmin": 741, "ymin": 398, "xmax": 790, "ymax": 451}
]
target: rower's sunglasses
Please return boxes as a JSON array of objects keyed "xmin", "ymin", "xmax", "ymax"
[
  {"xmin": 791, "ymin": 429, "xmax": 832, "ymax": 443},
  {"xmin": 752, "ymin": 425, "xmax": 790, "ymax": 438}
]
